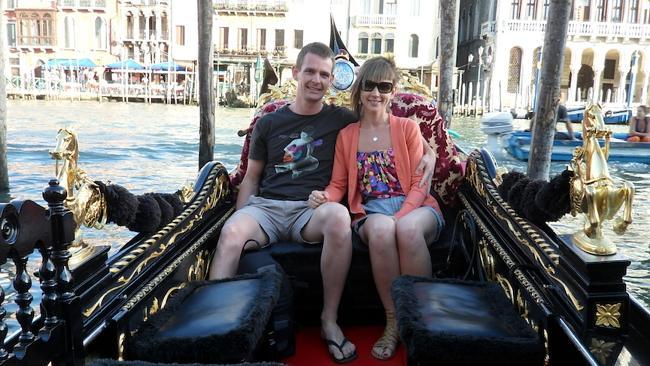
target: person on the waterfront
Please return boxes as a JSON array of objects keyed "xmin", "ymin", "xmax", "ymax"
[
  {"xmin": 308, "ymin": 56, "xmax": 444, "ymax": 361},
  {"xmin": 528, "ymin": 101, "xmax": 575, "ymax": 140},
  {"xmin": 208, "ymin": 42, "xmax": 436, "ymax": 364},
  {"xmin": 627, "ymin": 105, "xmax": 650, "ymax": 142}
]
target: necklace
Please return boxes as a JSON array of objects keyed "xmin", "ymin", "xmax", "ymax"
[{"xmin": 372, "ymin": 136, "xmax": 379, "ymax": 142}]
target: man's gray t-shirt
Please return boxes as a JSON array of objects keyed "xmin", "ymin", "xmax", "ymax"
[{"xmin": 248, "ymin": 104, "xmax": 357, "ymax": 201}]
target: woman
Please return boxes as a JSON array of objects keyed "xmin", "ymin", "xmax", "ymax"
[
  {"xmin": 627, "ymin": 105, "xmax": 650, "ymax": 142},
  {"xmin": 308, "ymin": 56, "xmax": 444, "ymax": 360}
]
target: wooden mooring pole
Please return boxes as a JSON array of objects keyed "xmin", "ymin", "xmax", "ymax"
[
  {"xmin": 528, "ymin": 0, "xmax": 571, "ymax": 180},
  {"xmin": 0, "ymin": 0, "xmax": 9, "ymax": 192},
  {"xmin": 438, "ymin": 0, "xmax": 459, "ymax": 128},
  {"xmin": 198, "ymin": 0, "xmax": 215, "ymax": 170}
]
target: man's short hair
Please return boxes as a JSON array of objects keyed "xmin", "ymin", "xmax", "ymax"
[{"xmin": 296, "ymin": 42, "xmax": 335, "ymax": 71}]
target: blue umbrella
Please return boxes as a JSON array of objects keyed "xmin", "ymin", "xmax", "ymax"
[
  {"xmin": 148, "ymin": 61, "xmax": 186, "ymax": 71},
  {"xmin": 45, "ymin": 58, "xmax": 97, "ymax": 70},
  {"xmin": 106, "ymin": 59, "xmax": 145, "ymax": 70}
]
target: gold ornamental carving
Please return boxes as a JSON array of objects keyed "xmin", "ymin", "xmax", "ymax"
[
  {"xmin": 595, "ymin": 303, "xmax": 622, "ymax": 328},
  {"xmin": 569, "ymin": 104, "xmax": 635, "ymax": 255},
  {"xmin": 589, "ymin": 338, "xmax": 617, "ymax": 365}
]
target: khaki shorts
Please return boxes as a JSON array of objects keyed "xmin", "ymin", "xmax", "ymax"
[{"xmin": 236, "ymin": 195, "xmax": 317, "ymax": 245}]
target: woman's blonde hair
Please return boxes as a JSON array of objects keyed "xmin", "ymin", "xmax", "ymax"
[{"xmin": 350, "ymin": 56, "xmax": 399, "ymax": 117}]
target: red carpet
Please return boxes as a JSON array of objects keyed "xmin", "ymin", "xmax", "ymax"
[{"xmin": 282, "ymin": 325, "xmax": 407, "ymax": 366}]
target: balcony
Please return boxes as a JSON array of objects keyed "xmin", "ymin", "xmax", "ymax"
[
  {"xmin": 353, "ymin": 14, "xmax": 397, "ymax": 28},
  {"xmin": 501, "ymin": 19, "xmax": 650, "ymax": 39},
  {"xmin": 58, "ymin": 0, "xmax": 106, "ymax": 9},
  {"xmin": 214, "ymin": 0, "xmax": 288, "ymax": 16}
]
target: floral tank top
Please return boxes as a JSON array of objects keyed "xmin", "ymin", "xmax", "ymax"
[{"xmin": 356, "ymin": 148, "xmax": 404, "ymax": 200}]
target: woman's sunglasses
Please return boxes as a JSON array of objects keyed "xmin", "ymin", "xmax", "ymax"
[{"xmin": 361, "ymin": 80, "xmax": 394, "ymax": 93}]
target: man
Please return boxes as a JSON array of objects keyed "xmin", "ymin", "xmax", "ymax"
[
  {"xmin": 208, "ymin": 42, "xmax": 435, "ymax": 362},
  {"xmin": 528, "ymin": 102, "xmax": 575, "ymax": 140},
  {"xmin": 628, "ymin": 105, "xmax": 650, "ymax": 142}
]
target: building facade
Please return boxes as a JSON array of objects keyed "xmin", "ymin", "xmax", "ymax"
[
  {"xmin": 461, "ymin": 0, "xmax": 650, "ymax": 112},
  {"xmin": 117, "ymin": 0, "xmax": 170, "ymax": 65},
  {"xmin": 3, "ymin": 0, "xmax": 118, "ymax": 79}
]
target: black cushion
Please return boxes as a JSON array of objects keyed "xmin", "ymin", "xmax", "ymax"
[
  {"xmin": 125, "ymin": 269, "xmax": 283, "ymax": 364},
  {"xmin": 392, "ymin": 276, "xmax": 544, "ymax": 366}
]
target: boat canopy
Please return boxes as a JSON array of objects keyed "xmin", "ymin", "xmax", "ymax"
[
  {"xmin": 105, "ymin": 59, "xmax": 145, "ymax": 70},
  {"xmin": 45, "ymin": 58, "xmax": 97, "ymax": 69},
  {"xmin": 149, "ymin": 61, "xmax": 186, "ymax": 71}
]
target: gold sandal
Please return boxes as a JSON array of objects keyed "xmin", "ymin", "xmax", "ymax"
[{"xmin": 372, "ymin": 312, "xmax": 400, "ymax": 360}]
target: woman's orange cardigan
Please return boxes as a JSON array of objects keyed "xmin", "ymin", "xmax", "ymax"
[{"xmin": 325, "ymin": 114, "xmax": 441, "ymax": 222}]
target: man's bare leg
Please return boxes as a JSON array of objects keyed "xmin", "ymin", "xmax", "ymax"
[
  {"xmin": 301, "ymin": 202, "xmax": 355, "ymax": 360},
  {"xmin": 208, "ymin": 212, "xmax": 268, "ymax": 279}
]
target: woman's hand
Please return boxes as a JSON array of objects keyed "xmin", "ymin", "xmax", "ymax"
[
  {"xmin": 308, "ymin": 190, "xmax": 329, "ymax": 208},
  {"xmin": 416, "ymin": 149, "xmax": 436, "ymax": 188}
]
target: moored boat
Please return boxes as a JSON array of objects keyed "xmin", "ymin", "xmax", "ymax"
[
  {"xmin": 505, "ymin": 131, "xmax": 650, "ymax": 163},
  {"xmin": 567, "ymin": 106, "xmax": 631, "ymax": 125}
]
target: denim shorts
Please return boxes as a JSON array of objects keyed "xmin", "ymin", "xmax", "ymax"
[{"xmin": 354, "ymin": 196, "xmax": 445, "ymax": 243}]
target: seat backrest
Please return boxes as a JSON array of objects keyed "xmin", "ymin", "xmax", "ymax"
[{"xmin": 229, "ymin": 93, "xmax": 465, "ymax": 205}]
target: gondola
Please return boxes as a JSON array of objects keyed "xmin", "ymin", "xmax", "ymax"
[{"xmin": 1, "ymin": 20, "xmax": 649, "ymax": 366}]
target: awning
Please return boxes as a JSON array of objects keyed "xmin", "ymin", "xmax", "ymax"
[
  {"xmin": 45, "ymin": 58, "xmax": 97, "ymax": 70},
  {"xmin": 149, "ymin": 61, "xmax": 186, "ymax": 71},
  {"xmin": 105, "ymin": 59, "xmax": 145, "ymax": 70}
]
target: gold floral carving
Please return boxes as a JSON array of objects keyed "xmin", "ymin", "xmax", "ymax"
[
  {"xmin": 589, "ymin": 338, "xmax": 617, "ymax": 365},
  {"xmin": 595, "ymin": 303, "xmax": 621, "ymax": 328}
]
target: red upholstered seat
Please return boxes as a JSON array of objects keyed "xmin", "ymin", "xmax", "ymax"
[{"xmin": 229, "ymin": 93, "xmax": 465, "ymax": 205}]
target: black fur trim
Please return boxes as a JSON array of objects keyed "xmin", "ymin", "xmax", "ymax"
[
  {"xmin": 160, "ymin": 193, "xmax": 184, "ymax": 217},
  {"xmin": 88, "ymin": 359, "xmax": 285, "ymax": 366},
  {"xmin": 96, "ymin": 181, "xmax": 138, "ymax": 226},
  {"xmin": 147, "ymin": 193, "xmax": 173, "ymax": 230},
  {"xmin": 497, "ymin": 170, "xmax": 572, "ymax": 224},
  {"xmin": 392, "ymin": 276, "xmax": 543, "ymax": 366},
  {"xmin": 125, "ymin": 269, "xmax": 283, "ymax": 364},
  {"xmin": 127, "ymin": 194, "xmax": 161, "ymax": 233}
]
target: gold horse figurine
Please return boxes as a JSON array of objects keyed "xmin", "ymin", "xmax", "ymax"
[
  {"xmin": 50, "ymin": 128, "xmax": 108, "ymax": 249},
  {"xmin": 568, "ymin": 104, "xmax": 635, "ymax": 255}
]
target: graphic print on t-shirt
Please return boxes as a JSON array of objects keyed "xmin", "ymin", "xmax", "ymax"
[{"xmin": 274, "ymin": 129, "xmax": 323, "ymax": 178}]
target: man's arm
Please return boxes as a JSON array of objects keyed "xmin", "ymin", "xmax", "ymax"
[
  {"xmin": 415, "ymin": 135, "xmax": 436, "ymax": 188},
  {"xmin": 236, "ymin": 159, "xmax": 264, "ymax": 209},
  {"xmin": 564, "ymin": 121, "xmax": 575, "ymax": 139}
]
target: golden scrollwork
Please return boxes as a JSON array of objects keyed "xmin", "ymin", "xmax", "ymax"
[
  {"xmin": 161, "ymin": 283, "xmax": 187, "ymax": 309},
  {"xmin": 478, "ymin": 238, "xmax": 496, "ymax": 281},
  {"xmin": 595, "ymin": 303, "xmax": 622, "ymax": 328},
  {"xmin": 143, "ymin": 297, "xmax": 159, "ymax": 322},
  {"xmin": 496, "ymin": 273, "xmax": 514, "ymax": 301},
  {"xmin": 569, "ymin": 103, "xmax": 635, "ymax": 256},
  {"xmin": 589, "ymin": 338, "xmax": 617, "ymax": 365},
  {"xmin": 188, "ymin": 250, "xmax": 210, "ymax": 281}
]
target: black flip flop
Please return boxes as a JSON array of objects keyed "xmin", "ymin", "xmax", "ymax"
[{"xmin": 323, "ymin": 336, "xmax": 358, "ymax": 364}]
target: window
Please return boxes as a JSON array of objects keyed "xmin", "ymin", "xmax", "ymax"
[
  {"xmin": 371, "ymin": 33, "xmax": 382, "ymax": 54},
  {"xmin": 95, "ymin": 17, "xmax": 107, "ymax": 49},
  {"xmin": 525, "ymin": 0, "xmax": 536, "ymax": 18},
  {"xmin": 543, "ymin": 0, "xmax": 550, "ymax": 19},
  {"xmin": 294, "ymin": 29, "xmax": 303, "ymax": 49},
  {"xmin": 411, "ymin": 0, "xmax": 420, "ymax": 16},
  {"xmin": 408, "ymin": 34, "xmax": 419, "ymax": 57},
  {"xmin": 385, "ymin": 0, "xmax": 397, "ymax": 14},
  {"xmin": 362, "ymin": 0, "xmax": 371, "ymax": 13},
  {"xmin": 65, "ymin": 16, "xmax": 75, "ymax": 48},
  {"xmin": 219, "ymin": 27, "xmax": 229, "ymax": 49},
  {"xmin": 175, "ymin": 25, "xmax": 185, "ymax": 46},
  {"xmin": 384, "ymin": 33, "xmax": 394, "ymax": 53},
  {"xmin": 358, "ymin": 32, "xmax": 369, "ymax": 53},
  {"xmin": 7, "ymin": 23, "xmax": 16, "ymax": 47},
  {"xmin": 630, "ymin": 0, "xmax": 640, "ymax": 22},
  {"xmin": 507, "ymin": 47, "xmax": 522, "ymax": 93},
  {"xmin": 257, "ymin": 28, "xmax": 266, "ymax": 50},
  {"xmin": 596, "ymin": 0, "xmax": 607, "ymax": 21},
  {"xmin": 238, "ymin": 28, "xmax": 248, "ymax": 50},
  {"xmin": 612, "ymin": 0, "xmax": 623, "ymax": 21},
  {"xmin": 511, "ymin": 0, "xmax": 521, "ymax": 19},
  {"xmin": 275, "ymin": 29, "xmax": 285, "ymax": 49}
]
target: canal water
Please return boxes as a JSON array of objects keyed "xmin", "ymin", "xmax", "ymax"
[{"xmin": 2, "ymin": 100, "xmax": 649, "ymax": 331}]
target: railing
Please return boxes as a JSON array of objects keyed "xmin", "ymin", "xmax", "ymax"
[
  {"xmin": 502, "ymin": 19, "xmax": 650, "ymax": 39},
  {"xmin": 353, "ymin": 14, "xmax": 397, "ymax": 27},
  {"xmin": 17, "ymin": 36, "xmax": 56, "ymax": 47},
  {"xmin": 214, "ymin": 0, "xmax": 288, "ymax": 13}
]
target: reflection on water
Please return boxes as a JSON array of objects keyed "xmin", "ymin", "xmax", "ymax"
[{"xmin": 1, "ymin": 102, "xmax": 649, "ymax": 332}]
